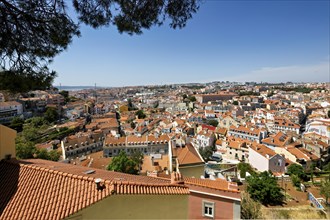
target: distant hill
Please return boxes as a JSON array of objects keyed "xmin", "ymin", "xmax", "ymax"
[{"xmin": 54, "ymin": 86, "xmax": 106, "ymax": 91}]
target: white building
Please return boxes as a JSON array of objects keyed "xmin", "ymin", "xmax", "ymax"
[
  {"xmin": 0, "ymin": 101, "xmax": 23, "ymax": 123},
  {"xmin": 248, "ymin": 144, "xmax": 285, "ymax": 174},
  {"xmin": 305, "ymin": 119, "xmax": 330, "ymax": 139}
]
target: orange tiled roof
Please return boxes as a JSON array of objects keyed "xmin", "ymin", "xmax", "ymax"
[
  {"xmin": 112, "ymin": 181, "xmax": 189, "ymax": 195},
  {"xmin": 216, "ymin": 139, "xmax": 223, "ymax": 145},
  {"xmin": 0, "ymin": 159, "xmax": 189, "ymax": 220},
  {"xmin": 250, "ymin": 143, "xmax": 277, "ymax": 159},
  {"xmin": 0, "ymin": 160, "xmax": 112, "ymax": 220},
  {"xmin": 176, "ymin": 144, "xmax": 204, "ymax": 166},
  {"xmin": 227, "ymin": 140, "xmax": 246, "ymax": 150},
  {"xmin": 183, "ymin": 177, "xmax": 239, "ymax": 192},
  {"xmin": 229, "ymin": 125, "xmax": 261, "ymax": 136},
  {"xmin": 298, "ymin": 148, "xmax": 319, "ymax": 160},
  {"xmin": 274, "ymin": 117, "xmax": 300, "ymax": 129},
  {"xmin": 156, "ymin": 174, "xmax": 239, "ymax": 193},
  {"xmin": 261, "ymin": 131, "xmax": 292, "ymax": 147},
  {"xmin": 215, "ymin": 127, "xmax": 227, "ymax": 135},
  {"xmin": 105, "ymin": 134, "xmax": 170, "ymax": 146},
  {"xmin": 286, "ymin": 147, "xmax": 311, "ymax": 161}
]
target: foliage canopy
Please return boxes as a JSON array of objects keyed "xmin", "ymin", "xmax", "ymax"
[
  {"xmin": 136, "ymin": 110, "xmax": 146, "ymax": 119},
  {"xmin": 246, "ymin": 171, "xmax": 284, "ymax": 205},
  {"xmin": 240, "ymin": 192, "xmax": 263, "ymax": 219},
  {"xmin": 287, "ymin": 163, "xmax": 308, "ymax": 181},
  {"xmin": 107, "ymin": 150, "xmax": 142, "ymax": 175},
  {"xmin": 237, "ymin": 162, "xmax": 255, "ymax": 178},
  {"xmin": 207, "ymin": 119, "xmax": 218, "ymax": 127},
  {"xmin": 44, "ymin": 107, "xmax": 59, "ymax": 123},
  {"xmin": 320, "ymin": 177, "xmax": 330, "ymax": 205},
  {"xmin": 15, "ymin": 116, "xmax": 74, "ymax": 160},
  {"xmin": 198, "ymin": 145, "xmax": 215, "ymax": 162}
]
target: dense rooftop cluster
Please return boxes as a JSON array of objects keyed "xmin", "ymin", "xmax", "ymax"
[{"xmin": 0, "ymin": 81, "xmax": 329, "ymax": 219}]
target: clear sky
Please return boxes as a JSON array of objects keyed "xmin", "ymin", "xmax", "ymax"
[{"xmin": 51, "ymin": 0, "xmax": 330, "ymax": 87}]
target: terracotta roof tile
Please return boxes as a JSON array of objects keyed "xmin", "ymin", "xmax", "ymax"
[
  {"xmin": 176, "ymin": 144, "xmax": 204, "ymax": 165},
  {"xmin": 156, "ymin": 174, "xmax": 239, "ymax": 193},
  {"xmin": 262, "ymin": 131, "xmax": 292, "ymax": 147},
  {"xmin": 0, "ymin": 159, "xmax": 188, "ymax": 220},
  {"xmin": 111, "ymin": 181, "xmax": 189, "ymax": 195},
  {"xmin": 287, "ymin": 147, "xmax": 311, "ymax": 161},
  {"xmin": 249, "ymin": 143, "xmax": 277, "ymax": 159}
]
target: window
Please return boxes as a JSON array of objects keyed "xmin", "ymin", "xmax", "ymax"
[{"xmin": 203, "ymin": 201, "xmax": 214, "ymax": 218}]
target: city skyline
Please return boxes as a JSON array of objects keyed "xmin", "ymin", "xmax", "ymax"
[{"xmin": 51, "ymin": 0, "xmax": 330, "ymax": 87}]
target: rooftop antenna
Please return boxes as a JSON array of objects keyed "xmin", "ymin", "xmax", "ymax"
[{"xmin": 94, "ymin": 83, "xmax": 97, "ymax": 103}]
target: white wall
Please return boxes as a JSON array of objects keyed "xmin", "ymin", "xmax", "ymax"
[{"xmin": 248, "ymin": 147, "xmax": 268, "ymax": 172}]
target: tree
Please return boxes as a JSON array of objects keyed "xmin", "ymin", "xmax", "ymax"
[
  {"xmin": 207, "ymin": 119, "xmax": 218, "ymax": 127},
  {"xmin": 188, "ymin": 95, "xmax": 196, "ymax": 102},
  {"xmin": 290, "ymin": 174, "xmax": 301, "ymax": 187},
  {"xmin": 35, "ymin": 148, "xmax": 61, "ymax": 161},
  {"xmin": 320, "ymin": 177, "xmax": 330, "ymax": 205},
  {"xmin": 323, "ymin": 162, "xmax": 330, "ymax": 172},
  {"xmin": 1, "ymin": 0, "xmax": 200, "ymax": 92},
  {"xmin": 136, "ymin": 110, "xmax": 146, "ymax": 119},
  {"xmin": 241, "ymin": 192, "xmax": 263, "ymax": 219},
  {"xmin": 48, "ymin": 150, "xmax": 61, "ymax": 161},
  {"xmin": 9, "ymin": 116, "xmax": 24, "ymax": 132},
  {"xmin": 36, "ymin": 148, "xmax": 49, "ymax": 160},
  {"xmin": 198, "ymin": 146, "xmax": 214, "ymax": 162},
  {"xmin": 59, "ymin": 90, "xmax": 69, "ymax": 103},
  {"xmin": 16, "ymin": 141, "xmax": 36, "ymax": 159},
  {"xmin": 287, "ymin": 164, "xmax": 307, "ymax": 181},
  {"xmin": 246, "ymin": 171, "xmax": 284, "ymax": 205},
  {"xmin": 127, "ymin": 98, "xmax": 137, "ymax": 111},
  {"xmin": 131, "ymin": 149, "xmax": 144, "ymax": 170},
  {"xmin": 107, "ymin": 150, "xmax": 139, "ymax": 174},
  {"xmin": 237, "ymin": 162, "xmax": 256, "ymax": 178},
  {"xmin": 130, "ymin": 121, "xmax": 136, "ymax": 129},
  {"xmin": 44, "ymin": 107, "xmax": 59, "ymax": 123},
  {"xmin": 153, "ymin": 101, "xmax": 159, "ymax": 108},
  {"xmin": 25, "ymin": 116, "xmax": 47, "ymax": 127}
]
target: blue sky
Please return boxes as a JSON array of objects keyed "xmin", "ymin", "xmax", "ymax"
[{"xmin": 51, "ymin": 0, "xmax": 330, "ymax": 87}]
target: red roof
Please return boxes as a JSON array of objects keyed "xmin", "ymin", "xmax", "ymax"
[{"xmin": 201, "ymin": 124, "xmax": 216, "ymax": 131}]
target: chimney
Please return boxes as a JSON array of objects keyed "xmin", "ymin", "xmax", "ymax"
[
  {"xmin": 228, "ymin": 182, "xmax": 238, "ymax": 190},
  {"xmin": 171, "ymin": 172, "xmax": 184, "ymax": 185},
  {"xmin": 95, "ymin": 178, "xmax": 105, "ymax": 191}
]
